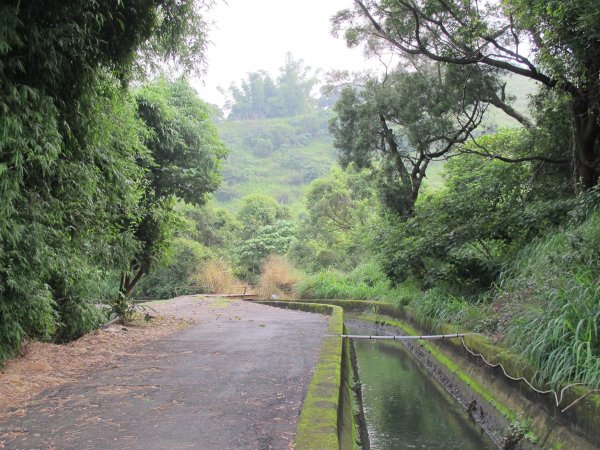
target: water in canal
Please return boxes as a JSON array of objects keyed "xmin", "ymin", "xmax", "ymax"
[{"xmin": 351, "ymin": 326, "xmax": 497, "ymax": 449}]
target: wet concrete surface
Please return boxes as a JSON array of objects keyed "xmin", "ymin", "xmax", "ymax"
[{"xmin": 0, "ymin": 299, "xmax": 328, "ymax": 449}]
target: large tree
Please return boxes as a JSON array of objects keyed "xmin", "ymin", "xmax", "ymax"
[
  {"xmin": 334, "ymin": 0, "xmax": 600, "ymax": 189},
  {"xmin": 0, "ymin": 1, "xmax": 213, "ymax": 358},
  {"xmin": 119, "ymin": 78, "xmax": 227, "ymax": 303},
  {"xmin": 330, "ymin": 64, "xmax": 485, "ymax": 215}
]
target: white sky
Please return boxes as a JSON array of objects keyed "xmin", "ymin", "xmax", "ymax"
[{"xmin": 194, "ymin": 0, "xmax": 374, "ymax": 107}]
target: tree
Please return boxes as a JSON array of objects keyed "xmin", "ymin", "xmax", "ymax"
[
  {"xmin": 377, "ymin": 131, "xmax": 572, "ymax": 291},
  {"xmin": 227, "ymin": 54, "xmax": 318, "ymax": 119},
  {"xmin": 236, "ymin": 194, "xmax": 290, "ymax": 239},
  {"xmin": 178, "ymin": 202, "xmax": 241, "ymax": 250},
  {"xmin": 236, "ymin": 221, "xmax": 296, "ymax": 279},
  {"xmin": 330, "ymin": 65, "xmax": 485, "ymax": 215},
  {"xmin": 289, "ymin": 165, "xmax": 377, "ymax": 272},
  {"xmin": 1, "ymin": 0, "xmax": 213, "ymax": 356},
  {"xmin": 334, "ymin": 0, "xmax": 600, "ymax": 189},
  {"xmin": 305, "ymin": 166, "xmax": 373, "ymax": 234},
  {"xmin": 118, "ymin": 78, "xmax": 227, "ymax": 307}
]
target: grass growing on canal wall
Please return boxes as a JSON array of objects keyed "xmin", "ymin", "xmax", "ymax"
[{"xmin": 302, "ymin": 299, "xmax": 600, "ymax": 448}]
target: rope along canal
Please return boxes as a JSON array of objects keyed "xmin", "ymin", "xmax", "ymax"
[{"xmin": 342, "ymin": 333, "xmax": 598, "ymax": 412}]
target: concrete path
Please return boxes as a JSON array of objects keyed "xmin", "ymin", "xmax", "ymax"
[{"xmin": 0, "ymin": 298, "xmax": 328, "ymax": 450}]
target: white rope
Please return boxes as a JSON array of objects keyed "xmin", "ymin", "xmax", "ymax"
[
  {"xmin": 344, "ymin": 332, "xmax": 599, "ymax": 412},
  {"xmin": 459, "ymin": 337, "xmax": 599, "ymax": 412},
  {"xmin": 342, "ymin": 333, "xmax": 474, "ymax": 340}
]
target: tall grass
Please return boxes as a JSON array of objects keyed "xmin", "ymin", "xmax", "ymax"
[
  {"xmin": 497, "ymin": 211, "xmax": 600, "ymax": 387},
  {"xmin": 256, "ymin": 254, "xmax": 301, "ymax": 299},
  {"xmin": 193, "ymin": 259, "xmax": 240, "ymax": 294},
  {"xmin": 297, "ymin": 261, "xmax": 419, "ymax": 305},
  {"xmin": 412, "ymin": 288, "xmax": 495, "ymax": 333}
]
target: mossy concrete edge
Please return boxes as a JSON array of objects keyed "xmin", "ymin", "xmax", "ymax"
[
  {"xmin": 301, "ymin": 299, "xmax": 600, "ymax": 449},
  {"xmin": 256, "ymin": 301, "xmax": 347, "ymax": 449}
]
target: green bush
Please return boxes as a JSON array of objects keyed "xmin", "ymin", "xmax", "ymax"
[
  {"xmin": 135, "ymin": 238, "xmax": 210, "ymax": 299},
  {"xmin": 0, "ymin": 287, "xmax": 56, "ymax": 364},
  {"xmin": 377, "ymin": 150, "xmax": 573, "ymax": 294},
  {"xmin": 296, "ymin": 261, "xmax": 417, "ymax": 304},
  {"xmin": 53, "ymin": 266, "xmax": 122, "ymax": 342},
  {"xmin": 55, "ymin": 296, "xmax": 107, "ymax": 343}
]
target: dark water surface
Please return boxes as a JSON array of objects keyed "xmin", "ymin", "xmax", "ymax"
[{"xmin": 351, "ymin": 325, "xmax": 497, "ymax": 449}]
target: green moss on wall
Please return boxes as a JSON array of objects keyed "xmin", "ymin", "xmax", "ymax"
[
  {"xmin": 304, "ymin": 299, "xmax": 600, "ymax": 448},
  {"xmin": 258, "ymin": 301, "xmax": 348, "ymax": 449}
]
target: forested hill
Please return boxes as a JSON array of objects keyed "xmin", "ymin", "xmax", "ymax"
[
  {"xmin": 212, "ymin": 73, "xmax": 537, "ymax": 212},
  {"xmin": 214, "ymin": 111, "xmax": 337, "ymax": 212},
  {"xmin": 211, "ymin": 54, "xmax": 339, "ymax": 212}
]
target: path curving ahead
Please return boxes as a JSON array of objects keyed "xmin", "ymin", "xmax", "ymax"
[{"xmin": 0, "ymin": 297, "xmax": 328, "ymax": 450}]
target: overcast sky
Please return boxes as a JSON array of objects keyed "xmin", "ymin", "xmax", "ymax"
[{"xmin": 194, "ymin": 0, "xmax": 374, "ymax": 107}]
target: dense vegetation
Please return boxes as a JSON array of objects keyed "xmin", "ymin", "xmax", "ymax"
[
  {"xmin": 0, "ymin": 2, "xmax": 225, "ymax": 361},
  {"xmin": 215, "ymin": 56, "xmax": 338, "ymax": 212},
  {"xmin": 215, "ymin": 112, "xmax": 336, "ymax": 211},
  {"xmin": 2, "ymin": 0, "xmax": 599, "ymax": 398}
]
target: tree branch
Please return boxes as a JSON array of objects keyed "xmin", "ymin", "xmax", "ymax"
[{"xmin": 352, "ymin": 0, "xmax": 580, "ymax": 97}]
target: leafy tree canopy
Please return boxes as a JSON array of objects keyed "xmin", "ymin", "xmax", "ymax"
[
  {"xmin": 377, "ymin": 130, "xmax": 572, "ymax": 292},
  {"xmin": 236, "ymin": 194, "xmax": 291, "ymax": 240},
  {"xmin": 226, "ymin": 53, "xmax": 318, "ymax": 120},
  {"xmin": 329, "ymin": 64, "xmax": 487, "ymax": 215},
  {"xmin": 334, "ymin": 0, "xmax": 600, "ymax": 189},
  {"xmin": 119, "ymin": 78, "xmax": 228, "ymax": 301}
]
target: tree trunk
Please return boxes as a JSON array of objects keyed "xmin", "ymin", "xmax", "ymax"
[
  {"xmin": 120, "ymin": 267, "xmax": 145, "ymax": 298},
  {"xmin": 573, "ymin": 100, "xmax": 600, "ymax": 189}
]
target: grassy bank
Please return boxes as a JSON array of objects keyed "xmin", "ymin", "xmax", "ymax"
[
  {"xmin": 297, "ymin": 262, "xmax": 419, "ymax": 304},
  {"xmin": 296, "ymin": 210, "xmax": 600, "ymax": 393}
]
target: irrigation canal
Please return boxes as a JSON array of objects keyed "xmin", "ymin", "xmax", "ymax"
[{"xmin": 348, "ymin": 322, "xmax": 497, "ymax": 449}]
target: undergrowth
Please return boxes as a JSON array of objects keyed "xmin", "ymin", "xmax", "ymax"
[
  {"xmin": 408, "ymin": 209, "xmax": 600, "ymax": 389},
  {"xmin": 297, "ymin": 261, "xmax": 419, "ymax": 304},
  {"xmin": 497, "ymin": 211, "xmax": 600, "ymax": 388},
  {"xmin": 256, "ymin": 254, "xmax": 301, "ymax": 299},
  {"xmin": 193, "ymin": 258, "xmax": 240, "ymax": 294}
]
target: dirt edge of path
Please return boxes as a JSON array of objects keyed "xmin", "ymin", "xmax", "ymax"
[{"xmin": 0, "ymin": 295, "xmax": 250, "ymax": 415}]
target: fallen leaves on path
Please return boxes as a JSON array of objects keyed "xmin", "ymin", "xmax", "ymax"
[{"xmin": 0, "ymin": 314, "xmax": 192, "ymax": 414}]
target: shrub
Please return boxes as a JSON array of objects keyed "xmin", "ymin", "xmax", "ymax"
[
  {"xmin": 497, "ymin": 211, "xmax": 600, "ymax": 387},
  {"xmin": 256, "ymin": 254, "xmax": 301, "ymax": 299},
  {"xmin": 412, "ymin": 288, "xmax": 495, "ymax": 333},
  {"xmin": 193, "ymin": 258, "xmax": 240, "ymax": 294},
  {"xmin": 136, "ymin": 238, "xmax": 209, "ymax": 299},
  {"xmin": 296, "ymin": 260, "xmax": 412, "ymax": 303},
  {"xmin": 55, "ymin": 296, "xmax": 106, "ymax": 343},
  {"xmin": 0, "ymin": 287, "xmax": 56, "ymax": 365}
]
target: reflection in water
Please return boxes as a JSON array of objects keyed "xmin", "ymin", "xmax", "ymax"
[{"xmin": 353, "ymin": 334, "xmax": 497, "ymax": 449}]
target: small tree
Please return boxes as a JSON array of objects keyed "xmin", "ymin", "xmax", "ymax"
[{"xmin": 116, "ymin": 78, "xmax": 227, "ymax": 320}]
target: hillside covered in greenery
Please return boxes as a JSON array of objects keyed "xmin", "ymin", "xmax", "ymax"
[
  {"xmin": 215, "ymin": 113, "xmax": 336, "ymax": 211},
  {"xmin": 213, "ymin": 56, "xmax": 339, "ymax": 212},
  {"xmin": 2, "ymin": 0, "xmax": 600, "ymax": 410}
]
